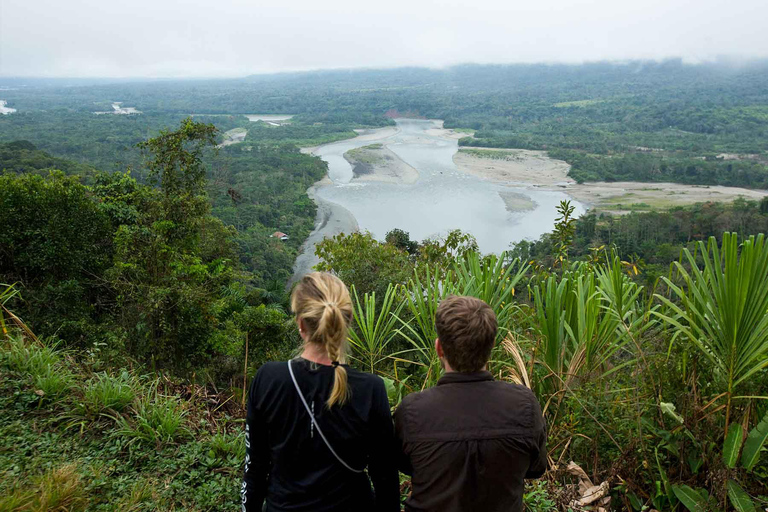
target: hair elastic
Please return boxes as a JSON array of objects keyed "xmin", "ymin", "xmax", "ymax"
[{"xmin": 331, "ymin": 361, "xmax": 340, "ymax": 367}]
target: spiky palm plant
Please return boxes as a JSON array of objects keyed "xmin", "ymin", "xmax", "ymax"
[
  {"xmin": 348, "ymin": 284, "xmax": 406, "ymax": 374},
  {"xmin": 655, "ymin": 233, "xmax": 768, "ymax": 434},
  {"xmin": 454, "ymin": 251, "xmax": 529, "ymax": 341},
  {"xmin": 395, "ymin": 267, "xmax": 455, "ymax": 389},
  {"xmin": 531, "ymin": 258, "xmax": 643, "ymax": 398}
]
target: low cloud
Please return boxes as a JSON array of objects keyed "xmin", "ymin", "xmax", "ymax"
[{"xmin": 1, "ymin": 0, "xmax": 767, "ymax": 77}]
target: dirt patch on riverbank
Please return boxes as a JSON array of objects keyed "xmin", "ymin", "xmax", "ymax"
[
  {"xmin": 424, "ymin": 120, "xmax": 474, "ymax": 140},
  {"xmin": 566, "ymin": 182, "xmax": 768, "ymax": 214},
  {"xmin": 218, "ymin": 128, "xmax": 247, "ymax": 148},
  {"xmin": 454, "ymin": 148, "xmax": 768, "ymax": 213},
  {"xmin": 343, "ymin": 144, "xmax": 419, "ymax": 185}
]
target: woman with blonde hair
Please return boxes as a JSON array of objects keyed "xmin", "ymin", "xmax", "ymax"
[{"xmin": 241, "ymin": 272, "xmax": 399, "ymax": 512}]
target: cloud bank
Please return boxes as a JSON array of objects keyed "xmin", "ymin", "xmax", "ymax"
[{"xmin": 1, "ymin": 0, "xmax": 766, "ymax": 77}]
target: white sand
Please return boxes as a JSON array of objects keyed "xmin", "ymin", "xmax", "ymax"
[
  {"xmin": 218, "ymin": 128, "xmax": 247, "ymax": 148},
  {"xmin": 453, "ymin": 148, "xmax": 768, "ymax": 213}
]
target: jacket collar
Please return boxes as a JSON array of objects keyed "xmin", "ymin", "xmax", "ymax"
[{"xmin": 437, "ymin": 370, "xmax": 494, "ymax": 386}]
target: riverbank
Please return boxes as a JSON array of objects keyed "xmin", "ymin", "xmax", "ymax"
[
  {"xmin": 424, "ymin": 120, "xmax": 469, "ymax": 140},
  {"xmin": 218, "ymin": 127, "xmax": 247, "ymax": 147},
  {"xmin": 290, "ymin": 177, "xmax": 360, "ymax": 284},
  {"xmin": 454, "ymin": 148, "xmax": 768, "ymax": 213},
  {"xmin": 292, "ymin": 126, "xmax": 402, "ymax": 282}
]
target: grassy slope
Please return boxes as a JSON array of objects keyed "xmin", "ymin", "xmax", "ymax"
[{"xmin": 0, "ymin": 335, "xmax": 244, "ymax": 511}]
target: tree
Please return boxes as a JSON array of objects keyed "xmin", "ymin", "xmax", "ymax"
[
  {"xmin": 137, "ymin": 118, "xmax": 218, "ymax": 248},
  {"xmin": 109, "ymin": 119, "xmax": 237, "ymax": 369},
  {"xmin": 385, "ymin": 228, "xmax": 418, "ymax": 255},
  {"xmin": 0, "ymin": 172, "xmax": 113, "ymax": 341},
  {"xmin": 315, "ymin": 232, "xmax": 413, "ymax": 298}
]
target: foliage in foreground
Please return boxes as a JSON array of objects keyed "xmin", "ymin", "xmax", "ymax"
[
  {"xmin": 0, "ymin": 331, "xmax": 245, "ymax": 510},
  {"xmin": 5, "ymin": 220, "xmax": 768, "ymax": 510},
  {"xmin": 319, "ymin": 231, "xmax": 768, "ymax": 511}
]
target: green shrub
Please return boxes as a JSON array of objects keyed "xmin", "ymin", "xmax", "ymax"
[
  {"xmin": 83, "ymin": 371, "xmax": 136, "ymax": 414},
  {"xmin": 2, "ymin": 335, "xmax": 62, "ymax": 376},
  {"xmin": 207, "ymin": 431, "xmax": 246, "ymax": 466},
  {"xmin": 112, "ymin": 383, "xmax": 189, "ymax": 446},
  {"xmin": 523, "ymin": 481, "xmax": 557, "ymax": 512},
  {"xmin": 32, "ymin": 366, "xmax": 73, "ymax": 402}
]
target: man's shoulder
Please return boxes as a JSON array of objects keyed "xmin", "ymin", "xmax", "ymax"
[{"xmin": 402, "ymin": 379, "xmax": 537, "ymax": 405}]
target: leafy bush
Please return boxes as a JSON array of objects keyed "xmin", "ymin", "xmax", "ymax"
[
  {"xmin": 523, "ymin": 481, "xmax": 557, "ymax": 512},
  {"xmin": 2, "ymin": 334, "xmax": 62, "ymax": 376},
  {"xmin": 112, "ymin": 383, "xmax": 189, "ymax": 446},
  {"xmin": 33, "ymin": 365, "xmax": 73, "ymax": 403},
  {"xmin": 84, "ymin": 371, "xmax": 137, "ymax": 414}
]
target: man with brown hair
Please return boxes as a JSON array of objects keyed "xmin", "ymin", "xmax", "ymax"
[{"xmin": 394, "ymin": 295, "xmax": 547, "ymax": 512}]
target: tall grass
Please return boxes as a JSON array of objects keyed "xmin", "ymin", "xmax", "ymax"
[
  {"xmin": 2, "ymin": 334, "xmax": 72, "ymax": 404},
  {"xmin": 111, "ymin": 380, "xmax": 189, "ymax": 446},
  {"xmin": 84, "ymin": 371, "xmax": 137, "ymax": 414},
  {"xmin": 2, "ymin": 334, "xmax": 62, "ymax": 376},
  {"xmin": 0, "ymin": 464, "xmax": 89, "ymax": 512}
]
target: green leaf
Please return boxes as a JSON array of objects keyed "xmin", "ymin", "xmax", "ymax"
[
  {"xmin": 687, "ymin": 451, "xmax": 703, "ymax": 475},
  {"xmin": 671, "ymin": 485, "xmax": 708, "ymax": 512},
  {"xmin": 727, "ymin": 480, "xmax": 756, "ymax": 512},
  {"xmin": 723, "ymin": 424, "xmax": 744, "ymax": 468},
  {"xmin": 381, "ymin": 376, "xmax": 396, "ymax": 404},
  {"xmin": 741, "ymin": 410, "xmax": 768, "ymax": 471},
  {"xmin": 627, "ymin": 492, "xmax": 643, "ymax": 511},
  {"xmin": 660, "ymin": 401, "xmax": 684, "ymax": 424}
]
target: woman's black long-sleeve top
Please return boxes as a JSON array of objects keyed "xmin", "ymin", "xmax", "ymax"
[{"xmin": 241, "ymin": 358, "xmax": 400, "ymax": 512}]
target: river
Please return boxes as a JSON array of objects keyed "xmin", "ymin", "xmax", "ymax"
[
  {"xmin": 292, "ymin": 119, "xmax": 585, "ymax": 279},
  {"xmin": 0, "ymin": 101, "xmax": 16, "ymax": 115}
]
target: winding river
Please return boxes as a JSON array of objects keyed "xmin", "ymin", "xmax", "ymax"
[{"xmin": 292, "ymin": 119, "xmax": 585, "ymax": 278}]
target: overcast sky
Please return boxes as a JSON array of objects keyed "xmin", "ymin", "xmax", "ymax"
[{"xmin": 1, "ymin": 0, "xmax": 767, "ymax": 77}]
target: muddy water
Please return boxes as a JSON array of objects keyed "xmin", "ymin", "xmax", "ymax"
[{"xmin": 310, "ymin": 119, "xmax": 585, "ymax": 255}]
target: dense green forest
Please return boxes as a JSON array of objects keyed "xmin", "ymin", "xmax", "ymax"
[{"xmin": 511, "ymin": 198, "xmax": 768, "ymax": 275}]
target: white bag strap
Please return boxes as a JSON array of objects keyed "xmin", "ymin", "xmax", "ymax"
[{"xmin": 288, "ymin": 360, "xmax": 364, "ymax": 473}]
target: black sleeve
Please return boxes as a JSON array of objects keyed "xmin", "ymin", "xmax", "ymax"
[
  {"xmin": 525, "ymin": 391, "xmax": 548, "ymax": 479},
  {"xmin": 393, "ymin": 398, "xmax": 413, "ymax": 476},
  {"xmin": 367, "ymin": 379, "xmax": 401, "ymax": 512},
  {"xmin": 241, "ymin": 371, "xmax": 271, "ymax": 512}
]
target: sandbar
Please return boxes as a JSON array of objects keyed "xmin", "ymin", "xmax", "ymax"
[
  {"xmin": 453, "ymin": 148, "xmax": 768, "ymax": 213},
  {"xmin": 218, "ymin": 128, "xmax": 247, "ymax": 148},
  {"xmin": 343, "ymin": 144, "xmax": 419, "ymax": 185}
]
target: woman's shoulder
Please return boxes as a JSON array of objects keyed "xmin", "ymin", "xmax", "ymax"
[
  {"xmin": 256, "ymin": 360, "xmax": 289, "ymax": 376},
  {"xmin": 346, "ymin": 367, "xmax": 386, "ymax": 391}
]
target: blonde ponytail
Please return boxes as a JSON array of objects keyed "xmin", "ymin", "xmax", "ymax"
[{"xmin": 290, "ymin": 272, "xmax": 353, "ymax": 407}]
